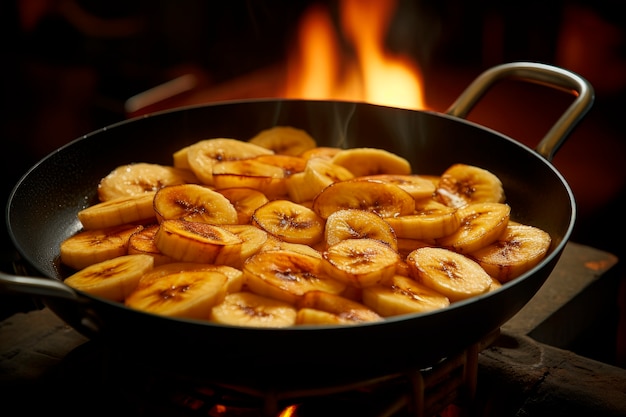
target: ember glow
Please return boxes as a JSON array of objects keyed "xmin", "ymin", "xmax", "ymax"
[{"xmin": 286, "ymin": 0, "xmax": 427, "ymax": 110}]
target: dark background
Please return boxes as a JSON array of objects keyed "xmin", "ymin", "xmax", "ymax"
[{"xmin": 1, "ymin": 0, "xmax": 625, "ymax": 363}]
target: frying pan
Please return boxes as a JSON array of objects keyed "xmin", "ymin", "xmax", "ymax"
[{"xmin": 1, "ymin": 62, "xmax": 593, "ymax": 388}]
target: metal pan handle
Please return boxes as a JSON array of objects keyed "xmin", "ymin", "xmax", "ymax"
[
  {"xmin": 0, "ymin": 271, "xmax": 104, "ymax": 335},
  {"xmin": 0, "ymin": 271, "xmax": 78, "ymax": 300},
  {"xmin": 446, "ymin": 62, "xmax": 594, "ymax": 161}
]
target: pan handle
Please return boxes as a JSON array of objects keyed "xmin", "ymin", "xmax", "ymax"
[
  {"xmin": 445, "ymin": 62, "xmax": 594, "ymax": 161},
  {"xmin": 0, "ymin": 271, "xmax": 79, "ymax": 301},
  {"xmin": 0, "ymin": 271, "xmax": 105, "ymax": 336}
]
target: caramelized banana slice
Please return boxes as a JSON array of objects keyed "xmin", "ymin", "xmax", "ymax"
[
  {"xmin": 253, "ymin": 154, "xmax": 307, "ymax": 177},
  {"xmin": 78, "ymin": 191, "xmax": 156, "ymax": 230},
  {"xmin": 154, "ymin": 219, "xmax": 242, "ymax": 264},
  {"xmin": 252, "ymin": 200, "xmax": 325, "ymax": 246},
  {"xmin": 300, "ymin": 146, "xmax": 342, "ymax": 160},
  {"xmin": 186, "ymin": 138, "xmax": 274, "ymax": 185},
  {"xmin": 217, "ymin": 187, "xmax": 269, "ymax": 224},
  {"xmin": 248, "ymin": 126, "xmax": 317, "ymax": 156},
  {"xmin": 210, "ymin": 292, "xmax": 297, "ymax": 328},
  {"xmin": 286, "ymin": 158, "xmax": 355, "ymax": 203},
  {"xmin": 172, "ymin": 145, "xmax": 192, "ymax": 169},
  {"xmin": 321, "ymin": 238, "xmax": 400, "ymax": 288},
  {"xmin": 396, "ymin": 238, "xmax": 435, "ymax": 258},
  {"xmin": 137, "ymin": 262, "xmax": 244, "ymax": 293},
  {"xmin": 64, "ymin": 254, "xmax": 154, "ymax": 301},
  {"xmin": 488, "ymin": 276, "xmax": 503, "ymax": 292},
  {"xmin": 285, "ymin": 172, "xmax": 316, "ymax": 203},
  {"xmin": 260, "ymin": 235, "xmax": 323, "ymax": 259},
  {"xmin": 437, "ymin": 202, "xmax": 510, "ymax": 254},
  {"xmin": 125, "ymin": 270, "xmax": 228, "ymax": 319},
  {"xmin": 385, "ymin": 199, "xmax": 460, "ymax": 240},
  {"xmin": 407, "ymin": 247, "xmax": 493, "ymax": 302},
  {"xmin": 212, "ymin": 159, "xmax": 287, "ymax": 199},
  {"xmin": 217, "ymin": 224, "xmax": 268, "ymax": 268},
  {"xmin": 331, "ymin": 147, "xmax": 412, "ymax": 176},
  {"xmin": 296, "ymin": 308, "xmax": 346, "ymax": 325},
  {"xmin": 358, "ymin": 174, "xmax": 436, "ymax": 200},
  {"xmin": 60, "ymin": 224, "xmax": 144, "ymax": 270},
  {"xmin": 468, "ymin": 222, "xmax": 551, "ymax": 282},
  {"xmin": 304, "ymin": 157, "xmax": 355, "ymax": 187},
  {"xmin": 243, "ymin": 250, "xmax": 346, "ymax": 304},
  {"xmin": 153, "ymin": 184, "xmax": 238, "ymax": 224},
  {"xmin": 127, "ymin": 224, "xmax": 174, "ymax": 266},
  {"xmin": 434, "ymin": 163, "xmax": 505, "ymax": 208},
  {"xmin": 324, "ymin": 209, "xmax": 397, "ymax": 251},
  {"xmin": 98, "ymin": 163, "xmax": 197, "ymax": 202},
  {"xmin": 362, "ymin": 275, "xmax": 450, "ymax": 317},
  {"xmin": 312, "ymin": 179, "xmax": 415, "ymax": 219},
  {"xmin": 297, "ymin": 290, "xmax": 383, "ymax": 325}
]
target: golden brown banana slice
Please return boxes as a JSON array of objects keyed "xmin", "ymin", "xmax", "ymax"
[
  {"xmin": 60, "ymin": 224, "xmax": 144, "ymax": 270},
  {"xmin": 284, "ymin": 172, "xmax": 316, "ymax": 203},
  {"xmin": 153, "ymin": 184, "xmax": 238, "ymax": 224},
  {"xmin": 468, "ymin": 223, "xmax": 551, "ymax": 282},
  {"xmin": 172, "ymin": 145, "xmax": 192, "ymax": 169},
  {"xmin": 358, "ymin": 174, "xmax": 437, "ymax": 200},
  {"xmin": 394, "ymin": 259, "xmax": 412, "ymax": 277},
  {"xmin": 212, "ymin": 159, "xmax": 287, "ymax": 198},
  {"xmin": 77, "ymin": 191, "xmax": 157, "ymax": 230},
  {"xmin": 251, "ymin": 200, "xmax": 325, "ymax": 246},
  {"xmin": 243, "ymin": 250, "xmax": 346, "ymax": 305},
  {"xmin": 396, "ymin": 238, "xmax": 435, "ymax": 258},
  {"xmin": 286, "ymin": 158, "xmax": 355, "ymax": 203},
  {"xmin": 434, "ymin": 163, "xmax": 505, "ymax": 208},
  {"xmin": 127, "ymin": 224, "xmax": 174, "ymax": 266},
  {"xmin": 331, "ymin": 147, "xmax": 412, "ymax": 177},
  {"xmin": 64, "ymin": 254, "xmax": 154, "ymax": 301},
  {"xmin": 260, "ymin": 235, "xmax": 323, "ymax": 259},
  {"xmin": 312, "ymin": 178, "xmax": 415, "ymax": 219},
  {"xmin": 210, "ymin": 292, "xmax": 298, "ymax": 328},
  {"xmin": 137, "ymin": 262, "xmax": 244, "ymax": 293},
  {"xmin": 488, "ymin": 277, "xmax": 503, "ymax": 292},
  {"xmin": 324, "ymin": 209, "xmax": 397, "ymax": 251},
  {"xmin": 154, "ymin": 219, "xmax": 242, "ymax": 264},
  {"xmin": 186, "ymin": 138, "xmax": 274, "ymax": 185},
  {"xmin": 407, "ymin": 247, "xmax": 493, "ymax": 302},
  {"xmin": 217, "ymin": 224, "xmax": 268, "ymax": 268},
  {"xmin": 296, "ymin": 308, "xmax": 345, "ymax": 325},
  {"xmin": 300, "ymin": 146, "xmax": 342, "ymax": 160},
  {"xmin": 217, "ymin": 187, "xmax": 269, "ymax": 224},
  {"xmin": 362, "ymin": 275, "xmax": 450, "ymax": 317},
  {"xmin": 304, "ymin": 157, "xmax": 355, "ymax": 188},
  {"xmin": 297, "ymin": 290, "xmax": 383, "ymax": 325},
  {"xmin": 321, "ymin": 238, "xmax": 400, "ymax": 288},
  {"xmin": 253, "ymin": 154, "xmax": 307, "ymax": 177},
  {"xmin": 248, "ymin": 126, "xmax": 317, "ymax": 156},
  {"xmin": 97, "ymin": 163, "xmax": 198, "ymax": 202},
  {"xmin": 125, "ymin": 270, "xmax": 228, "ymax": 320},
  {"xmin": 385, "ymin": 199, "xmax": 460, "ymax": 240},
  {"xmin": 422, "ymin": 175, "xmax": 442, "ymax": 189},
  {"xmin": 437, "ymin": 202, "xmax": 510, "ymax": 254}
]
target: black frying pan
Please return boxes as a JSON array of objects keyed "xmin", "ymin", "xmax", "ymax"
[{"xmin": 0, "ymin": 62, "xmax": 593, "ymax": 388}]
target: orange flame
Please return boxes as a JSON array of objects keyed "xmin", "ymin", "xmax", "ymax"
[
  {"xmin": 286, "ymin": 0, "xmax": 426, "ymax": 110},
  {"xmin": 278, "ymin": 404, "xmax": 298, "ymax": 416}
]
